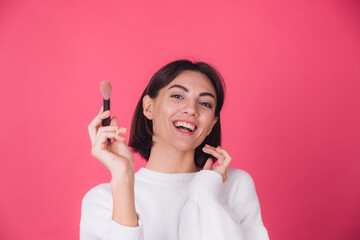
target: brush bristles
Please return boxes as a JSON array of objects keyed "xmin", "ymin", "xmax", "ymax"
[{"xmin": 100, "ymin": 80, "xmax": 112, "ymax": 100}]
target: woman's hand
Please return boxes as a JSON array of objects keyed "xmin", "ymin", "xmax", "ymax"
[
  {"xmin": 88, "ymin": 106, "xmax": 135, "ymax": 183},
  {"xmin": 202, "ymin": 145, "xmax": 232, "ymax": 183}
]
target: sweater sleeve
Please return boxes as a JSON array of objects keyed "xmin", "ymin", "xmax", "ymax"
[
  {"xmin": 231, "ymin": 170, "xmax": 269, "ymax": 240},
  {"xmin": 178, "ymin": 170, "xmax": 269, "ymax": 240},
  {"xmin": 80, "ymin": 183, "xmax": 144, "ymax": 240}
]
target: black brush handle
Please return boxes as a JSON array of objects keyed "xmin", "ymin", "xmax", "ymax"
[{"xmin": 102, "ymin": 98, "xmax": 111, "ymax": 144}]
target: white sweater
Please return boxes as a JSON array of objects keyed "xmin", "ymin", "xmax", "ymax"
[{"xmin": 80, "ymin": 168, "xmax": 269, "ymax": 240}]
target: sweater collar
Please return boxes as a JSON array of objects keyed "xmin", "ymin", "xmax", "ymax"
[{"xmin": 136, "ymin": 167, "xmax": 198, "ymax": 184}]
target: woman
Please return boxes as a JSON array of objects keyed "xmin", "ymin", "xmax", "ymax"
[{"xmin": 80, "ymin": 60, "xmax": 269, "ymax": 240}]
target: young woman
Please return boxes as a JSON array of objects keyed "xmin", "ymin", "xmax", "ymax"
[{"xmin": 80, "ymin": 60, "xmax": 269, "ymax": 240}]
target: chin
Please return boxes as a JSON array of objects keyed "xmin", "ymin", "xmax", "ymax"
[
  {"xmin": 173, "ymin": 141, "xmax": 202, "ymax": 152},
  {"xmin": 171, "ymin": 141, "xmax": 194, "ymax": 152}
]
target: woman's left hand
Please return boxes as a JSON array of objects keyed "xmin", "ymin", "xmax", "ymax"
[{"xmin": 202, "ymin": 145, "xmax": 232, "ymax": 183}]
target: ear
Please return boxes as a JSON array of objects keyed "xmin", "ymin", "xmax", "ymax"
[
  {"xmin": 143, "ymin": 95, "xmax": 153, "ymax": 120},
  {"xmin": 207, "ymin": 116, "xmax": 218, "ymax": 136}
]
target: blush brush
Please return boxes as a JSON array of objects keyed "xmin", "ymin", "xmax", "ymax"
[{"xmin": 100, "ymin": 80, "xmax": 112, "ymax": 144}]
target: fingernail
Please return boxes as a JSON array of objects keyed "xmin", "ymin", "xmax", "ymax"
[
  {"xmin": 115, "ymin": 127, "xmax": 127, "ymax": 133},
  {"xmin": 117, "ymin": 127, "xmax": 127, "ymax": 132}
]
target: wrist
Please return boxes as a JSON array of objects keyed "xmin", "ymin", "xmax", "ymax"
[
  {"xmin": 110, "ymin": 167, "xmax": 134, "ymax": 185},
  {"xmin": 111, "ymin": 175, "xmax": 134, "ymax": 188}
]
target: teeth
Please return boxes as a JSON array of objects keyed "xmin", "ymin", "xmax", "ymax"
[{"xmin": 174, "ymin": 121, "xmax": 195, "ymax": 132}]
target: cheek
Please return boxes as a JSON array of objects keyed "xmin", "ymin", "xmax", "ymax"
[
  {"xmin": 159, "ymin": 101, "xmax": 178, "ymax": 116},
  {"xmin": 153, "ymin": 103, "xmax": 176, "ymax": 128},
  {"xmin": 201, "ymin": 114, "xmax": 216, "ymax": 132}
]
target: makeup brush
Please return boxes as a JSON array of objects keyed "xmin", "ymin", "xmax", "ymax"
[{"xmin": 100, "ymin": 80, "xmax": 112, "ymax": 144}]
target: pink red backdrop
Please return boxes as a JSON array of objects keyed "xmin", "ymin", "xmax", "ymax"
[{"xmin": 0, "ymin": 0, "xmax": 359, "ymax": 239}]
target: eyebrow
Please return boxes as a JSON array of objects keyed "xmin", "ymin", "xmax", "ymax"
[{"xmin": 168, "ymin": 84, "xmax": 216, "ymax": 99}]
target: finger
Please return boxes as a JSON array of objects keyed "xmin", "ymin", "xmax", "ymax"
[
  {"xmin": 203, "ymin": 158, "xmax": 213, "ymax": 170},
  {"xmin": 216, "ymin": 147, "xmax": 231, "ymax": 160},
  {"xmin": 93, "ymin": 110, "xmax": 111, "ymax": 126},
  {"xmin": 88, "ymin": 110, "xmax": 111, "ymax": 143},
  {"xmin": 110, "ymin": 116, "xmax": 118, "ymax": 126},
  {"xmin": 202, "ymin": 146, "xmax": 225, "ymax": 162},
  {"xmin": 108, "ymin": 117, "xmax": 129, "ymax": 135},
  {"xmin": 116, "ymin": 127, "xmax": 128, "ymax": 135},
  {"xmin": 204, "ymin": 144, "xmax": 216, "ymax": 150},
  {"xmin": 109, "ymin": 117, "xmax": 129, "ymax": 135},
  {"xmin": 95, "ymin": 126, "xmax": 127, "ymax": 144},
  {"xmin": 97, "ymin": 125, "xmax": 127, "ymax": 137},
  {"xmin": 89, "ymin": 110, "xmax": 110, "ymax": 135},
  {"xmin": 215, "ymin": 147, "xmax": 232, "ymax": 167},
  {"xmin": 94, "ymin": 131, "xmax": 125, "ymax": 146},
  {"xmin": 99, "ymin": 105, "xmax": 104, "ymax": 114}
]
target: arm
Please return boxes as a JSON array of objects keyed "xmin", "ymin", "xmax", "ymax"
[
  {"xmin": 109, "ymin": 175, "xmax": 144, "ymax": 240},
  {"xmin": 80, "ymin": 182, "xmax": 144, "ymax": 240},
  {"xmin": 84, "ymin": 107, "xmax": 144, "ymax": 239},
  {"xmin": 230, "ymin": 170, "xmax": 269, "ymax": 240},
  {"xmin": 178, "ymin": 170, "xmax": 269, "ymax": 240},
  {"xmin": 178, "ymin": 170, "xmax": 243, "ymax": 240},
  {"xmin": 111, "ymin": 175, "xmax": 138, "ymax": 227}
]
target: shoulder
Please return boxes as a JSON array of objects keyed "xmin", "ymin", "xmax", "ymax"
[
  {"xmin": 227, "ymin": 168, "xmax": 256, "ymax": 188},
  {"xmin": 82, "ymin": 183, "xmax": 112, "ymax": 203},
  {"xmin": 81, "ymin": 183, "xmax": 113, "ymax": 218},
  {"xmin": 223, "ymin": 168, "xmax": 258, "ymax": 207},
  {"xmin": 224, "ymin": 169, "xmax": 268, "ymax": 230}
]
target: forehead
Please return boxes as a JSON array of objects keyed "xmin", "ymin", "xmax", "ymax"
[{"xmin": 167, "ymin": 70, "xmax": 216, "ymax": 95}]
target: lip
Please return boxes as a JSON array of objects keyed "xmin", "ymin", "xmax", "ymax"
[{"xmin": 172, "ymin": 119, "xmax": 198, "ymax": 135}]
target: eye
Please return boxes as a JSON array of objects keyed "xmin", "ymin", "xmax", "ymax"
[
  {"xmin": 200, "ymin": 102, "xmax": 212, "ymax": 108},
  {"xmin": 171, "ymin": 94, "xmax": 183, "ymax": 99}
]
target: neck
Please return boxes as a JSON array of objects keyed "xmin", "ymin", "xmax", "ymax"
[{"xmin": 145, "ymin": 141, "xmax": 200, "ymax": 174}]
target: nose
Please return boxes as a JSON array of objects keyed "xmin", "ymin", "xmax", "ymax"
[{"xmin": 183, "ymin": 101, "xmax": 198, "ymax": 117}]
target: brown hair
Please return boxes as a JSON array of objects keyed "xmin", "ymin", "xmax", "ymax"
[{"xmin": 128, "ymin": 59, "xmax": 225, "ymax": 168}]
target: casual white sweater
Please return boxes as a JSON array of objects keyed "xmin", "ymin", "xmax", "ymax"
[{"xmin": 80, "ymin": 168, "xmax": 269, "ymax": 240}]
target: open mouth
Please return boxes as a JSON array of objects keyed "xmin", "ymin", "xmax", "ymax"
[{"xmin": 173, "ymin": 120, "xmax": 197, "ymax": 133}]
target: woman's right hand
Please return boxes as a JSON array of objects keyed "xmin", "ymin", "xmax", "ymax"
[{"xmin": 88, "ymin": 106, "xmax": 135, "ymax": 183}]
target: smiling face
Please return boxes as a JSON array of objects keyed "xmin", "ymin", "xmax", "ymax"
[{"xmin": 143, "ymin": 70, "xmax": 218, "ymax": 152}]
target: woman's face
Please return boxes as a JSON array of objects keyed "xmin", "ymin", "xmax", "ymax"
[{"xmin": 143, "ymin": 70, "xmax": 218, "ymax": 152}]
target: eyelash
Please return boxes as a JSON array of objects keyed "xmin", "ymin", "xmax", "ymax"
[
  {"xmin": 171, "ymin": 94, "xmax": 213, "ymax": 109},
  {"xmin": 200, "ymin": 102, "xmax": 212, "ymax": 108},
  {"xmin": 171, "ymin": 94, "xmax": 183, "ymax": 99}
]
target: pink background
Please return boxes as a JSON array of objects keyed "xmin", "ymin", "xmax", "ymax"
[{"xmin": 0, "ymin": 0, "xmax": 359, "ymax": 239}]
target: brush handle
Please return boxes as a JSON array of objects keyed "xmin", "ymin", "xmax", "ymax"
[{"xmin": 102, "ymin": 98, "xmax": 111, "ymax": 144}]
